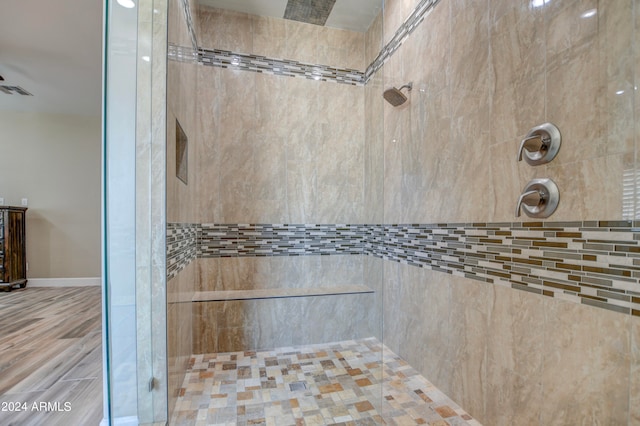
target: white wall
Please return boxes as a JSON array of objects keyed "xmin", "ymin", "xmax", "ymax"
[{"xmin": 0, "ymin": 110, "xmax": 101, "ymax": 278}]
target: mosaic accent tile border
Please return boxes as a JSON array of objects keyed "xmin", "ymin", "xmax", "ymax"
[
  {"xmin": 373, "ymin": 221, "xmax": 640, "ymax": 317},
  {"xmin": 167, "ymin": 222, "xmax": 198, "ymax": 280},
  {"xmin": 171, "ymin": 338, "xmax": 480, "ymax": 426},
  {"xmin": 168, "ymin": 43, "xmax": 199, "ymax": 63},
  {"xmin": 170, "ymin": 222, "xmax": 640, "ymax": 316},
  {"xmin": 365, "ymin": 0, "xmax": 442, "ymax": 82},
  {"xmin": 198, "ymin": 48, "xmax": 365, "ymax": 86},
  {"xmin": 198, "ymin": 224, "xmax": 366, "ymax": 257},
  {"xmin": 186, "ymin": 0, "xmax": 444, "ymax": 85}
]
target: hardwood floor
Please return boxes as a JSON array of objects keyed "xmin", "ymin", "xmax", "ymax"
[{"xmin": 0, "ymin": 286, "xmax": 103, "ymax": 426}]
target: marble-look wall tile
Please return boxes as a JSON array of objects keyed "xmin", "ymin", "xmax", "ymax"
[
  {"xmin": 483, "ymin": 285, "xmax": 544, "ymax": 426},
  {"xmin": 486, "ymin": 285, "xmax": 544, "ymax": 382},
  {"xmin": 194, "ymin": 293, "xmax": 376, "ymax": 353},
  {"xmin": 385, "ymin": 261, "xmax": 634, "ymax": 426},
  {"xmin": 544, "ymin": 154, "xmax": 627, "ymax": 221},
  {"xmin": 484, "ymin": 362, "xmax": 542, "ymax": 426},
  {"xmin": 407, "ymin": 1, "xmax": 450, "ymax": 94},
  {"xmin": 450, "ymin": 0, "xmax": 490, "ymax": 98},
  {"xmin": 448, "ymin": 275, "xmax": 491, "ymax": 420},
  {"xmin": 599, "ymin": 1, "xmax": 635, "ymax": 162},
  {"xmin": 365, "ymin": 12, "xmax": 383, "ymax": 69},
  {"xmin": 286, "ymin": 78, "xmax": 320, "ymax": 162},
  {"xmin": 636, "ymin": 0, "xmax": 640, "ymax": 222},
  {"xmin": 382, "ymin": 54, "xmax": 408, "ymax": 222},
  {"xmin": 363, "ymin": 256, "xmax": 384, "ymax": 341},
  {"xmin": 546, "ymin": 41, "xmax": 604, "ymax": 166},
  {"xmin": 298, "ymin": 293, "xmax": 378, "ymax": 344},
  {"xmin": 197, "ymin": 46, "xmax": 365, "ymax": 225},
  {"xmin": 381, "ymin": 261, "xmax": 403, "ymax": 353},
  {"xmin": 383, "ymin": 0, "xmax": 418, "ymax": 45},
  {"xmin": 375, "ymin": 0, "xmax": 640, "ymax": 423},
  {"xmin": 252, "ymin": 15, "xmax": 287, "ymax": 60},
  {"xmin": 364, "ymin": 74, "xmax": 384, "ymax": 224},
  {"xmin": 541, "ymin": 299, "xmax": 630, "ymax": 425},
  {"xmin": 192, "ymin": 300, "xmax": 218, "ymax": 354},
  {"xmin": 255, "ymin": 73, "xmax": 289, "ymax": 140},
  {"xmin": 380, "ymin": 0, "xmax": 637, "ymax": 224},
  {"xmin": 318, "ymin": 27, "xmax": 365, "ymax": 71},
  {"xmin": 197, "ymin": 256, "xmax": 365, "ymax": 292},
  {"xmin": 195, "ymin": 66, "xmax": 222, "ymax": 223},
  {"xmin": 383, "ymin": 265, "xmax": 454, "ymax": 396},
  {"xmin": 168, "ymin": 270, "xmax": 194, "ymax": 395},
  {"xmin": 415, "ymin": 271, "xmax": 454, "ymax": 397},
  {"xmin": 197, "ymin": 7, "xmax": 253, "ymax": 53},
  {"xmin": 631, "ymin": 317, "xmax": 640, "ymax": 424},
  {"xmin": 197, "ymin": 6, "xmax": 366, "ymax": 72},
  {"xmin": 285, "ymin": 19, "xmax": 319, "ymax": 65},
  {"xmin": 546, "ymin": 0, "xmax": 598, "ymax": 61},
  {"xmin": 490, "ymin": 75, "xmax": 545, "ymax": 150},
  {"xmin": 489, "ymin": 0, "xmax": 544, "ymax": 95}
]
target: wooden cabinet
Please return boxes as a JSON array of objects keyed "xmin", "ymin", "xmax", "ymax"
[{"xmin": 0, "ymin": 206, "xmax": 27, "ymax": 291}]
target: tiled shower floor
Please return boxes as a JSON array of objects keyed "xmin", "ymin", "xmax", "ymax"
[{"xmin": 171, "ymin": 338, "xmax": 480, "ymax": 426}]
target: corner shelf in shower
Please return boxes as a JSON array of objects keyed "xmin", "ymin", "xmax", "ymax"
[{"xmin": 193, "ymin": 284, "xmax": 373, "ymax": 302}]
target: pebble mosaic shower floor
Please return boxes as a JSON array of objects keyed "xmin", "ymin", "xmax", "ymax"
[{"xmin": 171, "ymin": 338, "xmax": 480, "ymax": 426}]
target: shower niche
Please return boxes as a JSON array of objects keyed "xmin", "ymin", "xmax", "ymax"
[{"xmin": 175, "ymin": 119, "xmax": 188, "ymax": 185}]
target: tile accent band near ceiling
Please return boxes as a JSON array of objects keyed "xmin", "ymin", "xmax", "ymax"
[
  {"xmin": 173, "ymin": 0, "xmax": 442, "ymax": 85},
  {"xmin": 365, "ymin": 0, "xmax": 441, "ymax": 81},
  {"xmin": 168, "ymin": 222, "xmax": 640, "ymax": 317},
  {"xmin": 198, "ymin": 48, "xmax": 365, "ymax": 86}
]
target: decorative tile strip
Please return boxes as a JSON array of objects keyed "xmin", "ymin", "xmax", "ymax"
[
  {"xmin": 198, "ymin": 224, "xmax": 367, "ymax": 257},
  {"xmin": 365, "ymin": 0, "xmax": 441, "ymax": 82},
  {"xmin": 372, "ymin": 221, "xmax": 640, "ymax": 316},
  {"xmin": 189, "ymin": 221, "xmax": 640, "ymax": 317},
  {"xmin": 168, "ymin": 43, "xmax": 198, "ymax": 63},
  {"xmin": 198, "ymin": 48, "xmax": 366, "ymax": 86},
  {"xmin": 181, "ymin": 0, "xmax": 441, "ymax": 85},
  {"xmin": 194, "ymin": 0, "xmax": 440, "ymax": 86},
  {"xmin": 167, "ymin": 222, "xmax": 198, "ymax": 280}
]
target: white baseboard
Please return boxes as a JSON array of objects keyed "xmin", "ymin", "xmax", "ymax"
[{"xmin": 27, "ymin": 277, "xmax": 101, "ymax": 287}]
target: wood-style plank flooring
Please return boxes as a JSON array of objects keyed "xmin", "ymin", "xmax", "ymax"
[{"xmin": 0, "ymin": 286, "xmax": 103, "ymax": 426}]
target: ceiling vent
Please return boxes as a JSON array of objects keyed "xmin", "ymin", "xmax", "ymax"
[{"xmin": 0, "ymin": 85, "xmax": 33, "ymax": 96}]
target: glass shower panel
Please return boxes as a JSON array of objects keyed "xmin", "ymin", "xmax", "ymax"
[
  {"xmin": 104, "ymin": 0, "xmax": 167, "ymax": 423},
  {"xmin": 104, "ymin": 0, "xmax": 140, "ymax": 421}
]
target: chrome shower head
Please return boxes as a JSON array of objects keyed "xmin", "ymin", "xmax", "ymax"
[{"xmin": 383, "ymin": 82, "xmax": 413, "ymax": 106}]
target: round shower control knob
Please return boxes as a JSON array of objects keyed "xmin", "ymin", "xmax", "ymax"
[
  {"xmin": 515, "ymin": 178, "xmax": 560, "ymax": 218},
  {"xmin": 517, "ymin": 123, "xmax": 561, "ymax": 166}
]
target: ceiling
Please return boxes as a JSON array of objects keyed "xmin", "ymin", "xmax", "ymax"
[
  {"xmin": 0, "ymin": 0, "xmax": 103, "ymax": 116},
  {"xmin": 199, "ymin": 0, "xmax": 382, "ymax": 33}
]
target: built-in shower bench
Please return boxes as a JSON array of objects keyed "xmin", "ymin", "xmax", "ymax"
[{"xmin": 193, "ymin": 284, "xmax": 373, "ymax": 302}]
